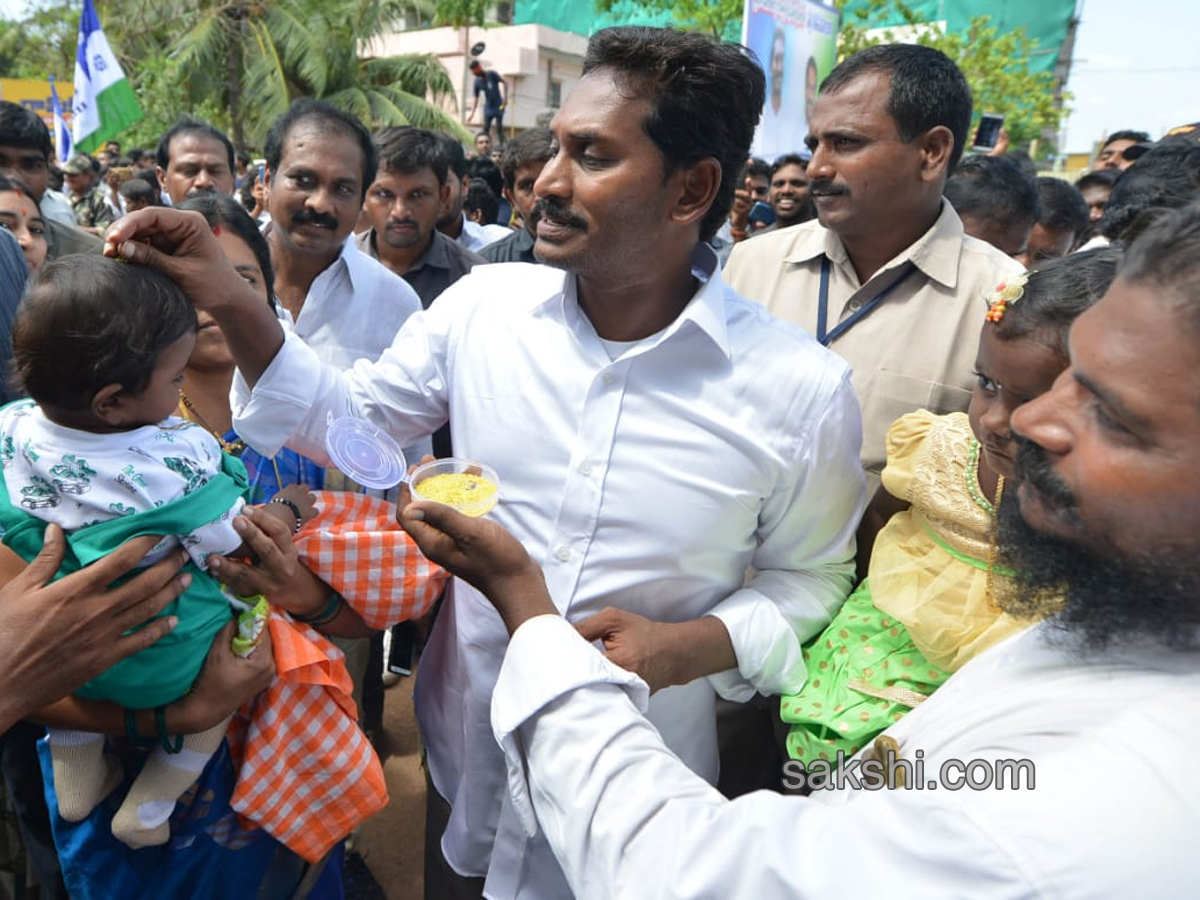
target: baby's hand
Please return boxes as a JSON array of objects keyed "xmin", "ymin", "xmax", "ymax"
[{"xmin": 261, "ymin": 484, "xmax": 318, "ymax": 532}]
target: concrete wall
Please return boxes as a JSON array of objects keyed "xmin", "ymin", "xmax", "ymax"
[{"xmin": 370, "ymin": 24, "xmax": 588, "ymax": 138}]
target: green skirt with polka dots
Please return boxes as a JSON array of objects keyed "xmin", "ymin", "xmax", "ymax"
[{"xmin": 780, "ymin": 579, "xmax": 950, "ymax": 764}]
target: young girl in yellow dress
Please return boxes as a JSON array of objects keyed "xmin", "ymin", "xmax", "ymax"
[{"xmin": 781, "ymin": 248, "xmax": 1120, "ymax": 766}]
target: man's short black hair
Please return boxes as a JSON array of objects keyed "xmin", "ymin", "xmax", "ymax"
[
  {"xmin": 155, "ymin": 118, "xmax": 235, "ymax": 172},
  {"xmin": 820, "ymin": 43, "xmax": 973, "ymax": 172},
  {"xmin": 944, "ymin": 154, "xmax": 1040, "ymax": 231},
  {"xmin": 744, "ymin": 157, "xmax": 771, "ymax": 182},
  {"xmin": 435, "ymin": 133, "xmax": 468, "ymax": 181},
  {"xmin": 13, "ymin": 256, "xmax": 197, "ymax": 410},
  {"xmin": 235, "ymin": 149, "xmax": 251, "ymax": 167},
  {"xmin": 1076, "ymin": 168, "xmax": 1121, "ymax": 194},
  {"xmin": 466, "ymin": 155, "xmax": 503, "ymax": 198},
  {"xmin": 1102, "ymin": 129, "xmax": 1150, "ymax": 149},
  {"xmin": 1035, "ymin": 177, "xmax": 1089, "ymax": 245},
  {"xmin": 464, "ymin": 180, "xmax": 499, "ymax": 225},
  {"xmin": 375, "ymin": 126, "xmax": 448, "ymax": 185},
  {"xmin": 770, "ymin": 153, "xmax": 808, "ymax": 178},
  {"xmin": 499, "ymin": 127, "xmax": 553, "ymax": 190},
  {"xmin": 1121, "ymin": 198, "xmax": 1200, "ymax": 335},
  {"xmin": 1098, "ymin": 136, "xmax": 1200, "ymax": 243},
  {"xmin": 118, "ymin": 177, "xmax": 156, "ymax": 205},
  {"xmin": 582, "ymin": 27, "xmax": 764, "ymax": 242},
  {"xmin": 264, "ymin": 99, "xmax": 377, "ymax": 200},
  {"xmin": 0, "ymin": 101, "xmax": 52, "ymax": 160}
]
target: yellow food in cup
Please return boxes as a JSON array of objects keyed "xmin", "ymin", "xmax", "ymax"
[{"xmin": 415, "ymin": 472, "xmax": 498, "ymax": 516}]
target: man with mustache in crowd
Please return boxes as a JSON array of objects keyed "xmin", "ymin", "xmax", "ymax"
[
  {"xmin": 397, "ymin": 200, "xmax": 1200, "ymax": 897},
  {"xmin": 155, "ymin": 119, "xmax": 236, "ymax": 207},
  {"xmin": 357, "ymin": 126, "xmax": 485, "ymax": 308},
  {"xmin": 124, "ymin": 27, "xmax": 866, "ymax": 898},
  {"xmin": 262, "ymin": 99, "xmax": 421, "ymax": 370},
  {"xmin": 725, "ymin": 44, "xmax": 1021, "ymax": 491},
  {"xmin": 260, "ymin": 99, "xmax": 424, "ymax": 726}
]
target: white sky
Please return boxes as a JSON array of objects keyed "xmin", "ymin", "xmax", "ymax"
[{"xmin": 2, "ymin": 0, "xmax": 1197, "ymax": 154}]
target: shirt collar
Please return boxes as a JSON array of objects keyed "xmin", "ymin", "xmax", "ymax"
[
  {"xmin": 534, "ymin": 243, "xmax": 731, "ymax": 359},
  {"xmin": 784, "ymin": 201, "xmax": 967, "ymax": 288},
  {"xmin": 263, "ymin": 219, "xmax": 362, "ymax": 294}
]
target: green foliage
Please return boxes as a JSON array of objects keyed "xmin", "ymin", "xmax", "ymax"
[
  {"xmin": 591, "ymin": 0, "xmax": 743, "ymax": 37},
  {"xmin": 834, "ymin": 0, "xmax": 1068, "ymax": 151},
  {"xmin": 432, "ymin": 0, "xmax": 490, "ymax": 27},
  {"xmin": 1, "ymin": 0, "xmax": 464, "ymax": 152}
]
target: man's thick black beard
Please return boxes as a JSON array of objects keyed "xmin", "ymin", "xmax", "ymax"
[{"xmin": 995, "ymin": 488, "xmax": 1200, "ymax": 653}]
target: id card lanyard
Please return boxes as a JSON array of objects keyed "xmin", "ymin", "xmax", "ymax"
[{"xmin": 816, "ymin": 258, "xmax": 917, "ymax": 346}]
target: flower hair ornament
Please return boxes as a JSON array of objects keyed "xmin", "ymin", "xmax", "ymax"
[{"xmin": 985, "ymin": 272, "xmax": 1029, "ymax": 323}]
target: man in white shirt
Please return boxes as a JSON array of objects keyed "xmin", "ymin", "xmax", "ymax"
[
  {"xmin": 259, "ymin": 99, "xmax": 425, "ymax": 727},
  {"xmin": 109, "ymin": 26, "xmax": 866, "ymax": 899},
  {"xmin": 399, "ymin": 200, "xmax": 1200, "ymax": 898}
]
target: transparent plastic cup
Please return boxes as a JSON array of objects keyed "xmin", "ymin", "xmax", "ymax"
[{"xmin": 409, "ymin": 458, "xmax": 501, "ymax": 518}]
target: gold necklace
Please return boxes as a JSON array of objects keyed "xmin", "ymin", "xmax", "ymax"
[
  {"xmin": 985, "ymin": 476, "xmax": 1006, "ymax": 613},
  {"xmin": 178, "ymin": 390, "xmax": 246, "ymax": 455}
]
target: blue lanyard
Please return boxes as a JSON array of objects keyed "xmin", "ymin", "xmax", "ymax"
[{"xmin": 816, "ymin": 258, "xmax": 917, "ymax": 346}]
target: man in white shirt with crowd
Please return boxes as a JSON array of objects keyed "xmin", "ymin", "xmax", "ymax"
[
  {"xmin": 110, "ymin": 26, "xmax": 866, "ymax": 899},
  {"xmin": 399, "ymin": 201, "xmax": 1200, "ymax": 899}
]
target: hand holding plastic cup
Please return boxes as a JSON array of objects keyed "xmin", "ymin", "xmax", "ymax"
[{"xmin": 409, "ymin": 458, "xmax": 501, "ymax": 518}]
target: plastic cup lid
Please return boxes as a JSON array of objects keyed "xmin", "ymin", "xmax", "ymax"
[{"xmin": 324, "ymin": 416, "xmax": 407, "ymax": 489}]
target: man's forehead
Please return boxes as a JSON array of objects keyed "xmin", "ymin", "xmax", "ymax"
[
  {"xmin": 807, "ymin": 72, "xmax": 892, "ymax": 133},
  {"xmin": 552, "ymin": 70, "xmax": 645, "ymax": 135},
  {"xmin": 169, "ymin": 133, "xmax": 228, "ymax": 163},
  {"xmin": 280, "ymin": 125, "xmax": 363, "ymax": 172},
  {"xmin": 376, "ymin": 166, "xmax": 439, "ymax": 189},
  {"xmin": 1069, "ymin": 279, "xmax": 1200, "ymax": 421}
]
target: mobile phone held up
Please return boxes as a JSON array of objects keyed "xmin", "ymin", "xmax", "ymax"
[
  {"xmin": 748, "ymin": 201, "xmax": 776, "ymax": 228},
  {"xmin": 972, "ymin": 113, "xmax": 1004, "ymax": 152}
]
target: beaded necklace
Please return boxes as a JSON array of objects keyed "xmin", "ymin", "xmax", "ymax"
[{"xmin": 967, "ymin": 437, "xmax": 1008, "ymax": 612}]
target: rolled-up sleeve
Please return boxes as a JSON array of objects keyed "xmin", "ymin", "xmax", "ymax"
[{"xmin": 707, "ymin": 372, "xmax": 866, "ymax": 700}]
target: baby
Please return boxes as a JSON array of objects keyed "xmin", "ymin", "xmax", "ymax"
[{"xmin": 0, "ymin": 254, "xmax": 311, "ymax": 849}]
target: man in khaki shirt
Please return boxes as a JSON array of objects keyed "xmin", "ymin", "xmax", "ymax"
[{"xmin": 726, "ymin": 44, "xmax": 1021, "ymax": 489}]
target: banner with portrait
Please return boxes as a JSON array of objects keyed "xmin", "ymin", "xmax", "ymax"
[{"xmin": 744, "ymin": 0, "xmax": 839, "ymax": 162}]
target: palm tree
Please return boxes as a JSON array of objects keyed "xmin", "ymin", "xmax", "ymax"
[{"xmin": 169, "ymin": 0, "xmax": 466, "ymax": 148}]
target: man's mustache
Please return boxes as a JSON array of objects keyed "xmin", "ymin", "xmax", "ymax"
[
  {"xmin": 1014, "ymin": 437, "xmax": 1078, "ymax": 514},
  {"xmin": 532, "ymin": 199, "xmax": 586, "ymax": 230},
  {"xmin": 292, "ymin": 209, "xmax": 338, "ymax": 230},
  {"xmin": 807, "ymin": 178, "xmax": 845, "ymax": 198}
]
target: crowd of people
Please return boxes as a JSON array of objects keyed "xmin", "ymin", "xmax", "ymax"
[{"xmin": 0, "ymin": 22, "xmax": 1197, "ymax": 900}]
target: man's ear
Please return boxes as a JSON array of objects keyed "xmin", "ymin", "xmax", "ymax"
[
  {"xmin": 918, "ymin": 125, "xmax": 955, "ymax": 183},
  {"xmin": 92, "ymin": 383, "xmax": 129, "ymax": 427},
  {"xmin": 668, "ymin": 157, "xmax": 721, "ymax": 230},
  {"xmin": 440, "ymin": 182, "xmax": 452, "ymax": 208}
]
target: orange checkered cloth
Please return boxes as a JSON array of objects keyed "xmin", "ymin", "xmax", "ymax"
[{"xmin": 225, "ymin": 491, "xmax": 447, "ymax": 863}]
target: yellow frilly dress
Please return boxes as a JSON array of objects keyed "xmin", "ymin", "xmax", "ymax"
[{"xmin": 781, "ymin": 410, "xmax": 1026, "ymax": 763}]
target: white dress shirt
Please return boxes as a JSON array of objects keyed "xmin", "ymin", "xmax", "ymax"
[
  {"xmin": 233, "ymin": 248, "xmax": 866, "ymax": 897},
  {"xmin": 456, "ymin": 212, "xmax": 511, "ymax": 252},
  {"xmin": 267, "ymin": 228, "xmax": 422, "ymax": 368},
  {"xmin": 494, "ymin": 615, "xmax": 1200, "ymax": 899}
]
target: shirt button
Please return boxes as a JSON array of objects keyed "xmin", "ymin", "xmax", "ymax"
[
  {"xmin": 579, "ymin": 461, "xmax": 593, "ymax": 476},
  {"xmin": 602, "ymin": 373, "xmax": 616, "ymax": 386},
  {"xmin": 848, "ymin": 299, "xmax": 863, "ymax": 312},
  {"xmin": 555, "ymin": 546, "xmax": 571, "ymax": 563}
]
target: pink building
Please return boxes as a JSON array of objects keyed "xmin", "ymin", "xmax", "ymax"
[{"xmin": 370, "ymin": 23, "xmax": 588, "ymax": 138}]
